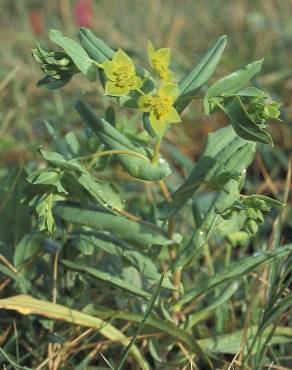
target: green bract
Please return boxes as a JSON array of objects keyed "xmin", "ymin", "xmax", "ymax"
[
  {"xmin": 147, "ymin": 40, "xmax": 175, "ymax": 81},
  {"xmin": 100, "ymin": 48, "xmax": 143, "ymax": 96},
  {"xmin": 138, "ymin": 83, "xmax": 181, "ymax": 137}
]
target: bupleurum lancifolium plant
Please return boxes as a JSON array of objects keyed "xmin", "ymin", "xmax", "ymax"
[{"xmin": 4, "ymin": 28, "xmax": 289, "ymax": 369}]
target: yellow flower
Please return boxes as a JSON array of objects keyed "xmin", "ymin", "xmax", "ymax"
[
  {"xmin": 147, "ymin": 40, "xmax": 175, "ymax": 82},
  {"xmin": 138, "ymin": 83, "xmax": 181, "ymax": 137},
  {"xmin": 100, "ymin": 49, "xmax": 142, "ymax": 96}
]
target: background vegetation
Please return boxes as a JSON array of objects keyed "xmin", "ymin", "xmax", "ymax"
[{"xmin": 0, "ymin": 1, "xmax": 291, "ymax": 369}]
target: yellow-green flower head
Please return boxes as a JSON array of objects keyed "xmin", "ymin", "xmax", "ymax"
[
  {"xmin": 139, "ymin": 83, "xmax": 181, "ymax": 137},
  {"xmin": 100, "ymin": 49, "xmax": 142, "ymax": 96},
  {"xmin": 147, "ymin": 40, "xmax": 175, "ymax": 82}
]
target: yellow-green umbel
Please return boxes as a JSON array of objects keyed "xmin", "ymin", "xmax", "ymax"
[
  {"xmin": 138, "ymin": 83, "xmax": 181, "ymax": 137},
  {"xmin": 147, "ymin": 40, "xmax": 175, "ymax": 82},
  {"xmin": 100, "ymin": 49, "xmax": 142, "ymax": 96}
]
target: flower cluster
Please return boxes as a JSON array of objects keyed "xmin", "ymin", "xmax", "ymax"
[{"xmin": 99, "ymin": 42, "xmax": 181, "ymax": 138}]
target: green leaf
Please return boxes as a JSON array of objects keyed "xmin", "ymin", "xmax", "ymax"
[
  {"xmin": 77, "ymin": 172, "xmax": 123, "ymax": 211},
  {"xmin": 242, "ymin": 194, "xmax": 284, "ymax": 210},
  {"xmin": 187, "ymin": 282, "xmax": 239, "ymax": 328},
  {"xmin": 159, "ymin": 125, "xmax": 255, "ymax": 219},
  {"xmin": 54, "ymin": 203, "xmax": 172, "ymax": 247},
  {"xmin": 0, "ymin": 295, "xmax": 149, "ymax": 370},
  {"xmin": 37, "ymin": 75, "xmax": 72, "ymax": 90},
  {"xmin": 39, "ymin": 148, "xmax": 123, "ymax": 211},
  {"xmin": 175, "ymin": 35, "xmax": 227, "ymax": 113},
  {"xmin": 76, "ymin": 100, "xmax": 171, "ymax": 181},
  {"xmin": 70, "ymin": 232, "xmax": 174, "ymax": 289},
  {"xmin": 0, "ymin": 264, "xmax": 44, "ymax": 299},
  {"xmin": 79, "ymin": 27, "xmax": 115, "ymax": 64},
  {"xmin": 13, "ymin": 232, "xmax": 44, "ymax": 268},
  {"xmin": 224, "ymin": 96, "xmax": 273, "ymax": 144},
  {"xmin": 26, "ymin": 168, "xmax": 63, "ymax": 186},
  {"xmin": 204, "ymin": 59, "xmax": 264, "ymax": 114},
  {"xmin": 61, "ymin": 259, "xmax": 151, "ymax": 299},
  {"xmin": 162, "ymin": 141, "xmax": 194, "ymax": 173},
  {"xmin": 44, "ymin": 121, "xmax": 70, "ymax": 157},
  {"xmin": 176, "ymin": 243, "xmax": 292, "ymax": 307},
  {"xmin": 234, "ymin": 87, "xmax": 267, "ymax": 98},
  {"xmin": 198, "ymin": 326, "xmax": 292, "ymax": 355},
  {"xmin": 173, "ymin": 179, "xmax": 241, "ymax": 268},
  {"xmin": 39, "ymin": 149, "xmax": 84, "ymax": 172},
  {"xmin": 49, "ymin": 29, "xmax": 96, "ymax": 81}
]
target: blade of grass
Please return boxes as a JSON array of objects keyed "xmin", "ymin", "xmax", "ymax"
[{"xmin": 115, "ymin": 274, "xmax": 164, "ymax": 370}]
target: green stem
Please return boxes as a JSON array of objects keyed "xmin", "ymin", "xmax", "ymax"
[
  {"xmin": 136, "ymin": 87, "xmax": 145, "ymax": 96},
  {"xmin": 80, "ymin": 149, "xmax": 149, "ymax": 169},
  {"xmin": 151, "ymin": 138, "xmax": 161, "ymax": 165}
]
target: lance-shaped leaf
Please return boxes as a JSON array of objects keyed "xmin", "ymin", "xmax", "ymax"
[
  {"xmin": 79, "ymin": 27, "xmax": 115, "ymax": 63},
  {"xmin": 54, "ymin": 202, "xmax": 172, "ymax": 247},
  {"xmin": 187, "ymin": 282, "xmax": 239, "ymax": 328},
  {"xmin": 176, "ymin": 243, "xmax": 292, "ymax": 308},
  {"xmin": 76, "ymin": 100, "xmax": 171, "ymax": 181},
  {"xmin": 0, "ymin": 295, "xmax": 150, "ymax": 370},
  {"xmin": 198, "ymin": 326, "xmax": 292, "ymax": 355},
  {"xmin": 159, "ymin": 125, "xmax": 255, "ymax": 219},
  {"xmin": 204, "ymin": 59, "xmax": 264, "ymax": 114},
  {"xmin": 39, "ymin": 149, "xmax": 123, "ymax": 211},
  {"xmin": 175, "ymin": 35, "xmax": 227, "ymax": 113},
  {"xmin": 70, "ymin": 232, "xmax": 174, "ymax": 289},
  {"xmin": 62, "ymin": 259, "xmax": 151, "ymax": 299},
  {"xmin": 173, "ymin": 178, "xmax": 241, "ymax": 269},
  {"xmin": 49, "ymin": 29, "xmax": 96, "ymax": 82}
]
